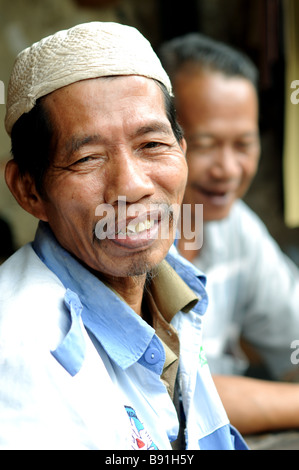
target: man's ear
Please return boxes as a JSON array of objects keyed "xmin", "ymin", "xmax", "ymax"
[
  {"xmin": 5, "ymin": 160, "xmax": 48, "ymax": 222},
  {"xmin": 180, "ymin": 137, "xmax": 187, "ymax": 156}
]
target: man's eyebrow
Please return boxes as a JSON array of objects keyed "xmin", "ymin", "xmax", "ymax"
[
  {"xmin": 63, "ymin": 122, "xmax": 173, "ymax": 160},
  {"xmin": 189, "ymin": 132, "xmax": 214, "ymax": 139},
  {"xmin": 189, "ymin": 131, "xmax": 259, "ymax": 142},
  {"xmin": 132, "ymin": 121, "xmax": 173, "ymax": 139},
  {"xmin": 64, "ymin": 134, "xmax": 102, "ymax": 160}
]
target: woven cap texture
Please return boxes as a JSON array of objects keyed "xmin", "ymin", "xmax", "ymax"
[{"xmin": 5, "ymin": 21, "xmax": 172, "ymax": 135}]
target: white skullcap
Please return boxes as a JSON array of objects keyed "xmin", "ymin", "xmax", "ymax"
[{"xmin": 5, "ymin": 21, "xmax": 172, "ymax": 135}]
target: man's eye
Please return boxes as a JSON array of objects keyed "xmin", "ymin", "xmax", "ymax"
[
  {"xmin": 74, "ymin": 156, "xmax": 93, "ymax": 164},
  {"xmin": 189, "ymin": 143, "xmax": 215, "ymax": 153},
  {"xmin": 144, "ymin": 142, "xmax": 161, "ymax": 149},
  {"xmin": 68, "ymin": 155, "xmax": 104, "ymax": 170},
  {"xmin": 235, "ymin": 142, "xmax": 254, "ymax": 152}
]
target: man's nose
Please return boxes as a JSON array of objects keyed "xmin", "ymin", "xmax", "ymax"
[
  {"xmin": 103, "ymin": 150, "xmax": 155, "ymax": 205},
  {"xmin": 210, "ymin": 145, "xmax": 240, "ymax": 180}
]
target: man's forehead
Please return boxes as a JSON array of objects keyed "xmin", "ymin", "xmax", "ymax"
[
  {"xmin": 43, "ymin": 76, "xmax": 170, "ymax": 129},
  {"xmin": 44, "ymin": 79, "xmax": 174, "ymax": 162}
]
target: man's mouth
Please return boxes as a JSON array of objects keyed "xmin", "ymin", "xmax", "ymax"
[
  {"xmin": 111, "ymin": 213, "xmax": 163, "ymax": 250},
  {"xmin": 116, "ymin": 218, "xmax": 156, "ymax": 236},
  {"xmin": 94, "ymin": 203, "xmax": 174, "ymax": 249},
  {"xmin": 192, "ymin": 184, "xmax": 235, "ymax": 206}
]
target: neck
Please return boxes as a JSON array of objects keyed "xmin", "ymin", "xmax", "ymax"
[
  {"xmin": 177, "ymin": 210, "xmax": 201, "ymax": 262},
  {"xmin": 98, "ymin": 272, "xmax": 147, "ymax": 316}
]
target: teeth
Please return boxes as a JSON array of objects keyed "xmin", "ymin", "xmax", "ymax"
[
  {"xmin": 119, "ymin": 219, "xmax": 155, "ymax": 235},
  {"xmin": 144, "ymin": 219, "xmax": 153, "ymax": 230},
  {"xmin": 127, "ymin": 221, "xmax": 146, "ymax": 233},
  {"xmin": 137, "ymin": 222, "xmax": 145, "ymax": 232}
]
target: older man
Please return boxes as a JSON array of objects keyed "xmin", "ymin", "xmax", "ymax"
[
  {"xmin": 159, "ymin": 33, "xmax": 299, "ymax": 435},
  {"xmin": 0, "ymin": 22, "xmax": 246, "ymax": 450}
]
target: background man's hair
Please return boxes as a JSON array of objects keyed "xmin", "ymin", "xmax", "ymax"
[{"xmin": 158, "ymin": 33, "xmax": 259, "ymax": 90}]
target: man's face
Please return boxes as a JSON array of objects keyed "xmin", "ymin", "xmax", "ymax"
[
  {"xmin": 39, "ymin": 76, "xmax": 187, "ymax": 279},
  {"xmin": 174, "ymin": 72, "xmax": 260, "ymax": 221}
]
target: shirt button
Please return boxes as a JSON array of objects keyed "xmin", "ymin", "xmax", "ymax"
[{"xmin": 144, "ymin": 347, "xmax": 161, "ymax": 365}]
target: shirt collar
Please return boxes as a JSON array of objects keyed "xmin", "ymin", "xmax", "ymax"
[
  {"xmin": 33, "ymin": 222, "xmax": 161, "ymax": 372},
  {"xmin": 149, "ymin": 260, "xmax": 200, "ymax": 323},
  {"xmin": 166, "ymin": 244, "xmax": 208, "ymax": 316}
]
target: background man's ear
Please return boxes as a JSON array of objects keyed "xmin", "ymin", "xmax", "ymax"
[{"xmin": 5, "ymin": 160, "xmax": 48, "ymax": 222}]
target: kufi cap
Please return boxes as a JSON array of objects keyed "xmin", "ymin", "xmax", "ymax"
[{"xmin": 5, "ymin": 21, "xmax": 172, "ymax": 135}]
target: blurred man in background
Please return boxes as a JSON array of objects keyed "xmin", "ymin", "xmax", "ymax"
[{"xmin": 159, "ymin": 33, "xmax": 299, "ymax": 435}]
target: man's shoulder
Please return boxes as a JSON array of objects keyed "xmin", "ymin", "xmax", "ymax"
[
  {"xmin": 0, "ymin": 244, "xmax": 66, "ymax": 342},
  {"xmin": 200, "ymin": 200, "xmax": 274, "ymax": 269},
  {"xmin": 209, "ymin": 199, "xmax": 271, "ymax": 242},
  {"xmin": 0, "ymin": 243, "xmax": 65, "ymax": 294},
  {"xmin": 229, "ymin": 199, "xmax": 266, "ymax": 226}
]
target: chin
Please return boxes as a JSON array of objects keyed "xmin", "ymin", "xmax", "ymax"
[
  {"xmin": 106, "ymin": 243, "xmax": 170, "ymax": 279},
  {"xmin": 203, "ymin": 206, "xmax": 232, "ymax": 222}
]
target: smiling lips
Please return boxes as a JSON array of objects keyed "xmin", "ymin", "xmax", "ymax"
[
  {"xmin": 112, "ymin": 215, "xmax": 162, "ymax": 249},
  {"xmin": 192, "ymin": 184, "xmax": 236, "ymax": 207},
  {"xmin": 95, "ymin": 207, "xmax": 166, "ymax": 250}
]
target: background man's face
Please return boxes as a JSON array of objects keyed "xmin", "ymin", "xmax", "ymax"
[
  {"xmin": 39, "ymin": 76, "xmax": 187, "ymax": 279},
  {"xmin": 175, "ymin": 72, "xmax": 260, "ymax": 221}
]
